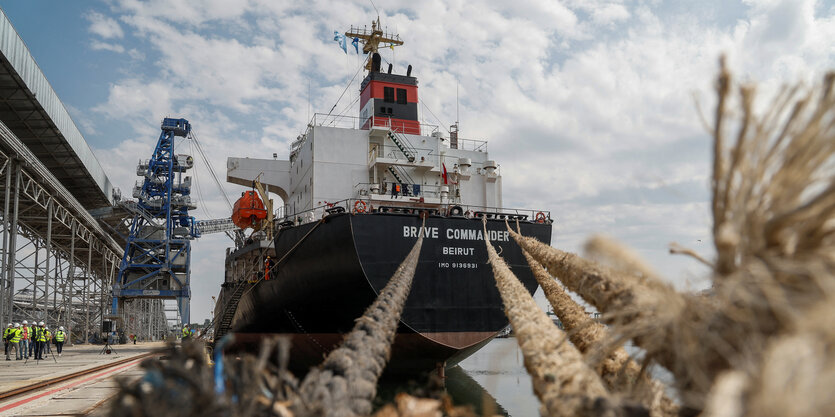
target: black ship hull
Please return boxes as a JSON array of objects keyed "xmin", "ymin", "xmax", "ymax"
[{"xmin": 218, "ymin": 212, "xmax": 551, "ymax": 374}]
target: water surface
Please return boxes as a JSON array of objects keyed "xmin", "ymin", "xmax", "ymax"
[{"xmin": 451, "ymin": 337, "xmax": 538, "ymax": 417}]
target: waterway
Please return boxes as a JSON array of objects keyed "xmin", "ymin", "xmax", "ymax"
[
  {"xmin": 374, "ymin": 336, "xmax": 535, "ymax": 416},
  {"xmin": 452, "ymin": 337, "xmax": 537, "ymax": 417}
]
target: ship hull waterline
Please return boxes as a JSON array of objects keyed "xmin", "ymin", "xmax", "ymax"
[{"xmin": 220, "ymin": 212, "xmax": 552, "ymax": 374}]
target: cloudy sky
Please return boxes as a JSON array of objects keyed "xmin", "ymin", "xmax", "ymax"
[{"xmin": 1, "ymin": 0, "xmax": 833, "ymax": 322}]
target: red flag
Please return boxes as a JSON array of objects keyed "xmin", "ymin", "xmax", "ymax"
[{"xmin": 442, "ymin": 163, "xmax": 448, "ymax": 184}]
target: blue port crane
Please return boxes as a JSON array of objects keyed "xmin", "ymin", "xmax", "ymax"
[{"xmin": 111, "ymin": 118, "xmax": 240, "ymax": 331}]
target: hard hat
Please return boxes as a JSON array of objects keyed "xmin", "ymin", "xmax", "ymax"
[
  {"xmin": 45, "ymin": 326, "xmax": 49, "ymax": 329},
  {"xmin": 14, "ymin": 323, "xmax": 20, "ymax": 327},
  {"xmin": 6, "ymin": 323, "xmax": 10, "ymax": 327},
  {"xmin": 59, "ymin": 326, "xmax": 64, "ymax": 331},
  {"xmin": 38, "ymin": 321, "xmax": 44, "ymax": 326},
  {"xmin": 22, "ymin": 320, "xmax": 28, "ymax": 325}
]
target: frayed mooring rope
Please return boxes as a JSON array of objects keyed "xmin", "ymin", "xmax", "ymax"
[
  {"xmin": 293, "ymin": 226, "xmax": 425, "ymax": 417},
  {"xmin": 483, "ymin": 221, "xmax": 646, "ymax": 417},
  {"xmin": 521, "ymin": 247, "xmax": 676, "ymax": 417}
]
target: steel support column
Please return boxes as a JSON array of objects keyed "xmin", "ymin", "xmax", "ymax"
[
  {"xmin": 43, "ymin": 199, "xmax": 52, "ymax": 320},
  {"xmin": 84, "ymin": 240, "xmax": 91, "ymax": 343},
  {"xmin": 5, "ymin": 164, "xmax": 20, "ymax": 322},
  {"xmin": 64, "ymin": 221, "xmax": 75, "ymax": 335},
  {"xmin": 0, "ymin": 157, "xmax": 11, "ymax": 326}
]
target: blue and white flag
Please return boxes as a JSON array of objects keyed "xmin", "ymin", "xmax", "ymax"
[
  {"xmin": 352, "ymin": 37, "xmax": 359, "ymax": 54},
  {"xmin": 333, "ymin": 31, "xmax": 347, "ymax": 54}
]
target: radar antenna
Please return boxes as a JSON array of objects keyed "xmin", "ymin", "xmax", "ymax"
[{"xmin": 346, "ymin": 17, "xmax": 404, "ymax": 70}]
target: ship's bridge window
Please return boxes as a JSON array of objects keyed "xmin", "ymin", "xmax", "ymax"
[
  {"xmin": 383, "ymin": 87, "xmax": 394, "ymax": 103},
  {"xmin": 397, "ymin": 89, "xmax": 407, "ymax": 104}
]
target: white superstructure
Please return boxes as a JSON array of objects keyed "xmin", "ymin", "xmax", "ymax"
[{"xmin": 227, "ymin": 115, "xmax": 502, "ymax": 222}]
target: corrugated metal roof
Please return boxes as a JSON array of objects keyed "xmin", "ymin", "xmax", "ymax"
[{"xmin": 0, "ymin": 7, "xmax": 113, "ymax": 208}]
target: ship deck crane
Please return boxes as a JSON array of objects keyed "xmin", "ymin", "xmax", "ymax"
[{"xmin": 251, "ymin": 176, "xmax": 275, "ymax": 241}]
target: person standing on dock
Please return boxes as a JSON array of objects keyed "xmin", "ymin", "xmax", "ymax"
[
  {"xmin": 20, "ymin": 320, "xmax": 30, "ymax": 360},
  {"xmin": 34, "ymin": 321, "xmax": 46, "ymax": 360},
  {"xmin": 44, "ymin": 326, "xmax": 52, "ymax": 354},
  {"xmin": 181, "ymin": 325, "xmax": 190, "ymax": 340},
  {"xmin": 8, "ymin": 323, "xmax": 22, "ymax": 360},
  {"xmin": 3, "ymin": 323, "xmax": 11, "ymax": 360},
  {"xmin": 54, "ymin": 327, "xmax": 66, "ymax": 357},
  {"xmin": 27, "ymin": 322, "xmax": 35, "ymax": 358}
]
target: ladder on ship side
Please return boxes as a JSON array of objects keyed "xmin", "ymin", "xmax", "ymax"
[
  {"xmin": 214, "ymin": 282, "xmax": 248, "ymax": 341},
  {"xmin": 387, "ymin": 130, "xmax": 417, "ymax": 162},
  {"xmin": 388, "ymin": 166, "xmax": 415, "ymax": 196}
]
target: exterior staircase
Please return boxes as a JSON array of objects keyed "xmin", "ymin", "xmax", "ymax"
[
  {"xmin": 388, "ymin": 166, "xmax": 414, "ymax": 196},
  {"xmin": 214, "ymin": 281, "xmax": 248, "ymax": 341},
  {"xmin": 387, "ymin": 131, "xmax": 416, "ymax": 162}
]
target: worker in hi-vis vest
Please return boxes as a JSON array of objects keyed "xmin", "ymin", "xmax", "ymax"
[
  {"xmin": 34, "ymin": 321, "xmax": 46, "ymax": 360},
  {"xmin": 7, "ymin": 323, "xmax": 22, "ymax": 360},
  {"xmin": 26, "ymin": 321, "xmax": 35, "ymax": 358},
  {"xmin": 54, "ymin": 327, "xmax": 66, "ymax": 357},
  {"xmin": 44, "ymin": 326, "xmax": 52, "ymax": 354},
  {"xmin": 181, "ymin": 325, "xmax": 190, "ymax": 340},
  {"xmin": 3, "ymin": 323, "xmax": 11, "ymax": 360},
  {"xmin": 20, "ymin": 320, "xmax": 30, "ymax": 360}
]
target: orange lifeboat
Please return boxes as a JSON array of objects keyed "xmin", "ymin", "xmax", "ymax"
[{"xmin": 232, "ymin": 190, "xmax": 267, "ymax": 229}]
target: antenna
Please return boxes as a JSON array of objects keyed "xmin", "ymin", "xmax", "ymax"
[
  {"xmin": 369, "ymin": 0, "xmax": 379, "ymax": 18},
  {"xmin": 456, "ymin": 82, "xmax": 459, "ymax": 125},
  {"xmin": 346, "ymin": 17, "xmax": 404, "ymax": 71},
  {"xmin": 450, "ymin": 82, "xmax": 460, "ymax": 149}
]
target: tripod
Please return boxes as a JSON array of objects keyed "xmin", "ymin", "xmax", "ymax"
[
  {"xmin": 100, "ymin": 333, "xmax": 117, "ymax": 355},
  {"xmin": 24, "ymin": 341, "xmax": 56, "ymax": 364}
]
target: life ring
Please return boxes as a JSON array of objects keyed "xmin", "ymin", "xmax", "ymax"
[
  {"xmin": 354, "ymin": 200, "xmax": 368, "ymax": 213},
  {"xmin": 535, "ymin": 212, "xmax": 546, "ymax": 223}
]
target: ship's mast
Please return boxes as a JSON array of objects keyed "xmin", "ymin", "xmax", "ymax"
[{"xmin": 346, "ymin": 17, "xmax": 404, "ymax": 70}]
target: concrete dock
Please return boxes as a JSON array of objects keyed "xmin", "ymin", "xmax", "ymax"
[{"xmin": 0, "ymin": 342, "xmax": 164, "ymax": 416}]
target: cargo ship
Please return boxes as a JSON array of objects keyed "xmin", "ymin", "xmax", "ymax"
[{"xmin": 214, "ymin": 18, "xmax": 552, "ymax": 374}]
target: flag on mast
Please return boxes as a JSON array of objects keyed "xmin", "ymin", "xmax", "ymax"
[
  {"xmin": 442, "ymin": 163, "xmax": 449, "ymax": 185},
  {"xmin": 333, "ymin": 31, "xmax": 347, "ymax": 54}
]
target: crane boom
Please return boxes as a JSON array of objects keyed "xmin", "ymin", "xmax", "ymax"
[
  {"xmin": 252, "ymin": 177, "xmax": 274, "ymax": 240},
  {"xmin": 194, "ymin": 218, "xmax": 238, "ymax": 235}
]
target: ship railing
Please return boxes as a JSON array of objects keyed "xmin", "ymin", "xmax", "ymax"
[
  {"xmin": 437, "ymin": 155, "xmax": 502, "ymax": 176},
  {"xmin": 368, "ymin": 144, "xmax": 440, "ymax": 166},
  {"xmin": 455, "ymin": 138, "xmax": 488, "ymax": 152},
  {"xmin": 307, "ymin": 113, "xmax": 442, "ymax": 138},
  {"xmin": 346, "ymin": 26, "xmax": 402, "ymax": 43},
  {"xmin": 281, "ymin": 198, "xmax": 552, "ymax": 226},
  {"xmin": 354, "ymin": 182, "xmax": 445, "ymax": 199},
  {"xmin": 279, "ymin": 199, "xmax": 353, "ymax": 226},
  {"xmin": 448, "ymin": 204, "xmax": 552, "ymax": 223}
]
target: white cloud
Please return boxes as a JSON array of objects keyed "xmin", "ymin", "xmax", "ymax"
[
  {"xmin": 591, "ymin": 3, "xmax": 631, "ymax": 26},
  {"xmin": 127, "ymin": 48, "xmax": 145, "ymax": 60},
  {"xmin": 90, "ymin": 40, "xmax": 125, "ymax": 53},
  {"xmin": 92, "ymin": 79, "xmax": 174, "ymax": 131},
  {"xmin": 86, "ymin": 11, "xmax": 125, "ymax": 39}
]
